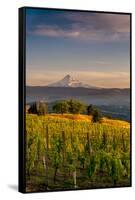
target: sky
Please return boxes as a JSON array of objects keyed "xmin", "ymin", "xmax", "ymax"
[{"xmin": 26, "ymin": 8, "xmax": 130, "ymax": 88}]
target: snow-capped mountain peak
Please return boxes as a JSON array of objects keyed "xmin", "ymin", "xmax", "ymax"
[{"xmin": 48, "ymin": 74, "xmax": 97, "ymax": 88}]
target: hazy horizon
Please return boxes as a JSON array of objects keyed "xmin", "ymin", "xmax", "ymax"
[
  {"xmin": 26, "ymin": 8, "xmax": 130, "ymax": 88},
  {"xmin": 26, "ymin": 73, "xmax": 130, "ymax": 88}
]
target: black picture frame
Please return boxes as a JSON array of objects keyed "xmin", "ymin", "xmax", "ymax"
[{"xmin": 19, "ymin": 6, "xmax": 132, "ymax": 193}]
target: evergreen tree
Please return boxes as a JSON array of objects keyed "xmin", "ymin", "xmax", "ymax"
[
  {"xmin": 28, "ymin": 102, "xmax": 48, "ymax": 115},
  {"xmin": 92, "ymin": 109, "xmax": 102, "ymax": 123}
]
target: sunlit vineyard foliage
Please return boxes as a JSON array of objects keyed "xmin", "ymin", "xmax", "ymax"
[{"xmin": 26, "ymin": 114, "xmax": 130, "ymax": 192}]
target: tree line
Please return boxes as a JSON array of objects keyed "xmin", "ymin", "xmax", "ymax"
[{"xmin": 28, "ymin": 99, "xmax": 102, "ymax": 122}]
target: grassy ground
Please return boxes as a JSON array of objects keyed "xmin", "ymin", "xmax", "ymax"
[{"xmin": 29, "ymin": 113, "xmax": 130, "ymax": 128}]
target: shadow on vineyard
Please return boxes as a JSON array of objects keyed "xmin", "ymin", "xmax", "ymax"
[{"xmin": 26, "ymin": 114, "xmax": 130, "ymax": 192}]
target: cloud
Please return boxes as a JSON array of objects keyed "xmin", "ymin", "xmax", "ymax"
[
  {"xmin": 28, "ymin": 12, "xmax": 130, "ymax": 42},
  {"xmin": 31, "ymin": 25, "xmax": 80, "ymax": 38},
  {"xmin": 66, "ymin": 13, "xmax": 130, "ymax": 33}
]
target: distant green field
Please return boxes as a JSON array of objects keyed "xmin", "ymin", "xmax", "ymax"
[{"xmin": 26, "ymin": 114, "xmax": 130, "ymax": 192}]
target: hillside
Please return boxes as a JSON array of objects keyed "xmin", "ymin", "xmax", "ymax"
[
  {"xmin": 26, "ymin": 86, "xmax": 130, "ymax": 106},
  {"xmin": 26, "ymin": 113, "xmax": 130, "ymax": 192},
  {"xmin": 27, "ymin": 113, "xmax": 130, "ymax": 128}
]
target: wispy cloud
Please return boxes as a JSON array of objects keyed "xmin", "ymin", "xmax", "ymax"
[
  {"xmin": 28, "ymin": 12, "xmax": 130, "ymax": 42},
  {"xmin": 31, "ymin": 25, "xmax": 80, "ymax": 38}
]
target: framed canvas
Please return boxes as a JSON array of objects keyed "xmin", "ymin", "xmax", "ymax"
[{"xmin": 19, "ymin": 7, "xmax": 132, "ymax": 193}]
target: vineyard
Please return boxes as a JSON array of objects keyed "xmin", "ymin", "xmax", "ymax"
[{"xmin": 26, "ymin": 114, "xmax": 130, "ymax": 192}]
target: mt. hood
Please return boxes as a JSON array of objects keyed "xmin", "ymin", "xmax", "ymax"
[{"xmin": 48, "ymin": 74, "xmax": 98, "ymax": 88}]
